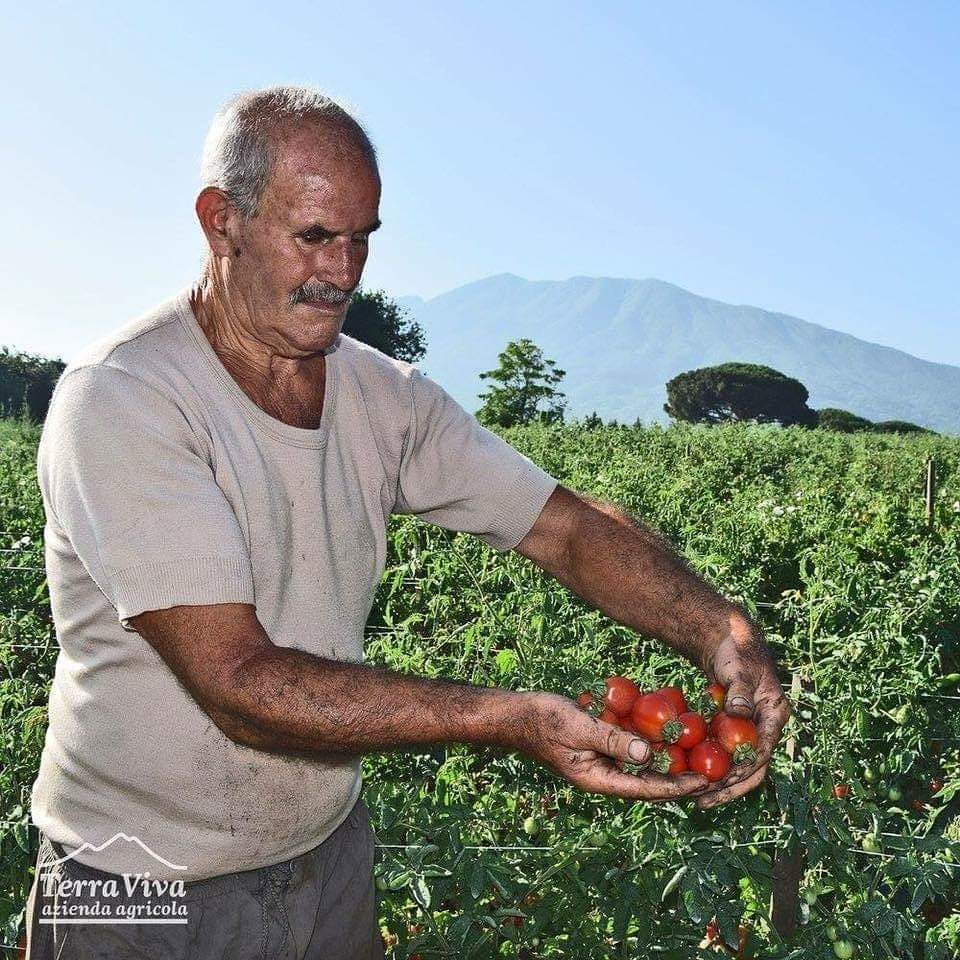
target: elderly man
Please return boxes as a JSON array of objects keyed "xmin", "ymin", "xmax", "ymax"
[{"xmin": 24, "ymin": 86, "xmax": 789, "ymax": 959}]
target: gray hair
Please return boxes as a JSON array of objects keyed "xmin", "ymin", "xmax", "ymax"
[{"xmin": 199, "ymin": 85, "xmax": 378, "ymax": 219}]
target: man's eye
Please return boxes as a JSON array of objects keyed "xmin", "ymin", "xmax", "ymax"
[
  {"xmin": 352, "ymin": 234, "xmax": 370, "ymax": 245},
  {"xmin": 301, "ymin": 232, "xmax": 333, "ymax": 244}
]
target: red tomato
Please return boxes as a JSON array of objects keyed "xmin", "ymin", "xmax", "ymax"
[
  {"xmin": 630, "ymin": 693, "xmax": 682, "ymax": 743},
  {"xmin": 930, "ymin": 778, "xmax": 944, "ymax": 796},
  {"xmin": 654, "ymin": 685, "xmax": 687, "ymax": 714},
  {"xmin": 688, "ymin": 740, "xmax": 731, "ymax": 782},
  {"xmin": 832, "ymin": 784, "xmax": 851, "ymax": 799},
  {"xmin": 698, "ymin": 682, "xmax": 727, "ymax": 718},
  {"xmin": 676, "ymin": 711, "xmax": 708, "ymax": 750},
  {"xmin": 598, "ymin": 708, "xmax": 620, "ymax": 726},
  {"xmin": 651, "ymin": 742, "xmax": 688, "ymax": 775},
  {"xmin": 709, "ymin": 713, "xmax": 759, "ymax": 764},
  {"xmin": 603, "ymin": 676, "xmax": 641, "ymax": 717},
  {"xmin": 575, "ymin": 691, "xmax": 594, "ymax": 710}
]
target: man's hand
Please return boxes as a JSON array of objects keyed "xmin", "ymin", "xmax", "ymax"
[
  {"xmin": 693, "ymin": 619, "xmax": 792, "ymax": 810},
  {"xmin": 516, "ymin": 487, "xmax": 792, "ymax": 809},
  {"xmin": 515, "ymin": 693, "xmax": 711, "ymax": 801}
]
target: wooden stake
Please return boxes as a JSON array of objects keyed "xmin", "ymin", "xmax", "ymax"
[
  {"xmin": 770, "ymin": 673, "xmax": 804, "ymax": 939},
  {"xmin": 925, "ymin": 457, "xmax": 936, "ymax": 530}
]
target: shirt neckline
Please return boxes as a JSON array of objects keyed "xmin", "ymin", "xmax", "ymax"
[{"xmin": 175, "ymin": 288, "xmax": 340, "ymax": 449}]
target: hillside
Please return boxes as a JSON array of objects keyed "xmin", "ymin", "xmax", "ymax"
[{"xmin": 398, "ymin": 274, "xmax": 960, "ymax": 432}]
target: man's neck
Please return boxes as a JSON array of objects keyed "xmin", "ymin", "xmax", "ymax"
[{"xmin": 189, "ymin": 276, "xmax": 328, "ymax": 430}]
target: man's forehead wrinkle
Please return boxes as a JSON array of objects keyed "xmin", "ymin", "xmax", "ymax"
[{"xmin": 253, "ymin": 125, "xmax": 379, "ymax": 229}]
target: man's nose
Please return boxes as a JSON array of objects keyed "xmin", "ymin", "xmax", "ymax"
[{"xmin": 318, "ymin": 237, "xmax": 365, "ymax": 291}]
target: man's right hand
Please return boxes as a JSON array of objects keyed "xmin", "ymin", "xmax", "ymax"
[{"xmin": 513, "ymin": 692, "xmax": 711, "ymax": 801}]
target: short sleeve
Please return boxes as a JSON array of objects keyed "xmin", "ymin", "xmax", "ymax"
[
  {"xmin": 37, "ymin": 365, "xmax": 255, "ymax": 630},
  {"xmin": 393, "ymin": 368, "xmax": 558, "ymax": 551}
]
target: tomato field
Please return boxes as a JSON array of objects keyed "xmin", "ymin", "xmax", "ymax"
[{"xmin": 3, "ymin": 415, "xmax": 960, "ymax": 958}]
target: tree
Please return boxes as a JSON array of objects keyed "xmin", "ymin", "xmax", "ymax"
[
  {"xmin": 664, "ymin": 362, "xmax": 816, "ymax": 427},
  {"xmin": 815, "ymin": 409, "xmax": 935, "ymax": 435},
  {"xmin": 342, "ymin": 288, "xmax": 426, "ymax": 363},
  {"xmin": 583, "ymin": 411, "xmax": 603, "ymax": 429},
  {"xmin": 873, "ymin": 420, "xmax": 933, "ymax": 435},
  {"xmin": 475, "ymin": 339, "xmax": 566, "ymax": 429},
  {"xmin": 816, "ymin": 408, "xmax": 873, "ymax": 433},
  {"xmin": 0, "ymin": 347, "xmax": 66, "ymax": 422}
]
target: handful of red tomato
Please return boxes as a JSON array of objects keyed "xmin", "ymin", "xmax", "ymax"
[{"xmin": 576, "ymin": 677, "xmax": 759, "ymax": 782}]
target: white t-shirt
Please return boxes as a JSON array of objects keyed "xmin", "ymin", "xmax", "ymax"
[{"xmin": 31, "ymin": 288, "xmax": 558, "ymax": 880}]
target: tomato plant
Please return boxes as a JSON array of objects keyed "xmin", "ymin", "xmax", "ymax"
[{"xmin": 5, "ymin": 419, "xmax": 960, "ymax": 959}]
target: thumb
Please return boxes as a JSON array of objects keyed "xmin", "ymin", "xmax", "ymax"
[
  {"xmin": 595, "ymin": 719, "xmax": 653, "ymax": 766},
  {"xmin": 723, "ymin": 674, "xmax": 756, "ymax": 717}
]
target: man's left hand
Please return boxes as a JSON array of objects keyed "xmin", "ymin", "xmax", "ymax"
[{"xmin": 693, "ymin": 619, "xmax": 792, "ymax": 810}]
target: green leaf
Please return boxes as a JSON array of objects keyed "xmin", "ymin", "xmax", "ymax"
[
  {"xmin": 468, "ymin": 862, "xmax": 487, "ymax": 900},
  {"xmin": 494, "ymin": 649, "xmax": 518, "ymax": 676},
  {"xmin": 411, "ymin": 875, "xmax": 431, "ymax": 909},
  {"xmin": 661, "ymin": 865, "xmax": 687, "ymax": 901}
]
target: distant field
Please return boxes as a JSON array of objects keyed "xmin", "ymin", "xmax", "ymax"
[{"xmin": 2, "ymin": 417, "xmax": 960, "ymax": 957}]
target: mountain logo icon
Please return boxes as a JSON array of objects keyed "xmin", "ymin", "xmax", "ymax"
[{"xmin": 43, "ymin": 833, "xmax": 187, "ymax": 873}]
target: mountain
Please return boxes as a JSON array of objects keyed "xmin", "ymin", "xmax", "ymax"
[{"xmin": 398, "ymin": 274, "xmax": 960, "ymax": 433}]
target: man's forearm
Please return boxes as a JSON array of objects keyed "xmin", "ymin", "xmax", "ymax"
[
  {"xmin": 556, "ymin": 494, "xmax": 756, "ymax": 669},
  {"xmin": 218, "ymin": 648, "xmax": 533, "ymax": 757}
]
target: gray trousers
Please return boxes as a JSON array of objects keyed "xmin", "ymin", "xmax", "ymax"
[{"xmin": 24, "ymin": 798, "xmax": 386, "ymax": 960}]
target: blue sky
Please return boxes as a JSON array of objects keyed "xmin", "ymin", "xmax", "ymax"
[{"xmin": 2, "ymin": 1, "xmax": 958, "ymax": 366}]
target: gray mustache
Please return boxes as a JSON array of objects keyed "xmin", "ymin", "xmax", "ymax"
[{"xmin": 290, "ymin": 282, "xmax": 353, "ymax": 306}]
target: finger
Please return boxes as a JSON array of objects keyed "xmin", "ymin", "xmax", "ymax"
[
  {"xmin": 580, "ymin": 763, "xmax": 710, "ymax": 801},
  {"xmin": 592, "ymin": 717, "xmax": 654, "ymax": 768},
  {"xmin": 628, "ymin": 771, "xmax": 713, "ymax": 801},
  {"xmin": 722, "ymin": 673, "xmax": 756, "ymax": 717},
  {"xmin": 696, "ymin": 762, "xmax": 770, "ymax": 810},
  {"xmin": 743, "ymin": 691, "xmax": 791, "ymax": 768}
]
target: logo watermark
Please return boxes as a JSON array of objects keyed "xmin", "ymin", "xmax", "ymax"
[{"xmin": 39, "ymin": 833, "xmax": 189, "ymax": 925}]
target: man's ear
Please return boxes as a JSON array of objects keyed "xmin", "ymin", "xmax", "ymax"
[{"xmin": 195, "ymin": 187, "xmax": 242, "ymax": 259}]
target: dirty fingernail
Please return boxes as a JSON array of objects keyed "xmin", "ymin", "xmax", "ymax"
[{"xmin": 629, "ymin": 739, "xmax": 650, "ymax": 763}]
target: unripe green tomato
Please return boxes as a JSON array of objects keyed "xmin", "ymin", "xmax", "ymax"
[
  {"xmin": 523, "ymin": 816, "xmax": 540, "ymax": 837},
  {"xmin": 892, "ymin": 704, "xmax": 910, "ymax": 725},
  {"xmin": 862, "ymin": 765, "xmax": 879, "ymax": 784},
  {"xmin": 833, "ymin": 939, "xmax": 856, "ymax": 959},
  {"xmin": 861, "ymin": 834, "xmax": 882, "ymax": 853},
  {"xmin": 803, "ymin": 889, "xmax": 818, "ymax": 906},
  {"xmin": 887, "ymin": 785, "xmax": 903, "ymax": 803},
  {"xmin": 825, "ymin": 924, "xmax": 839, "ymax": 941},
  {"xmin": 943, "ymin": 847, "xmax": 954, "ymax": 863}
]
